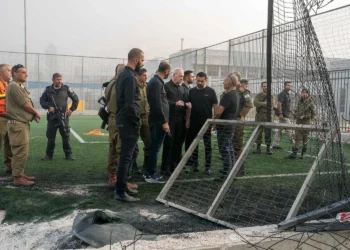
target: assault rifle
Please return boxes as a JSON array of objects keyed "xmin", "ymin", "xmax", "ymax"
[
  {"xmin": 98, "ymin": 96, "xmax": 109, "ymax": 130},
  {"xmin": 50, "ymin": 93, "xmax": 69, "ymax": 136}
]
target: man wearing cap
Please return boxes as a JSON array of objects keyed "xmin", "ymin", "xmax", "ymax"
[
  {"xmin": 288, "ymin": 88, "xmax": 315, "ymax": 159},
  {"xmin": 6, "ymin": 64, "xmax": 41, "ymax": 186},
  {"xmin": 0, "ymin": 64, "xmax": 13, "ymax": 174},
  {"xmin": 232, "ymin": 73, "xmax": 253, "ymax": 175}
]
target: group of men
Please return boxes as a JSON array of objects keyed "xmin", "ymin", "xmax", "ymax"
[
  {"xmin": 0, "ymin": 49, "xmax": 316, "ymax": 195},
  {"xmin": 0, "ymin": 64, "xmax": 79, "ymax": 186}
]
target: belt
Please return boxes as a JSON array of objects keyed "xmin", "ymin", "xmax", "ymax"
[{"xmin": 8, "ymin": 120, "xmax": 28, "ymax": 124}]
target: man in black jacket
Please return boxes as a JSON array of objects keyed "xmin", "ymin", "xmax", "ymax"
[
  {"xmin": 145, "ymin": 61, "xmax": 171, "ymax": 183},
  {"xmin": 114, "ymin": 48, "xmax": 144, "ymax": 202},
  {"xmin": 161, "ymin": 68, "xmax": 191, "ymax": 175},
  {"xmin": 40, "ymin": 73, "xmax": 79, "ymax": 161}
]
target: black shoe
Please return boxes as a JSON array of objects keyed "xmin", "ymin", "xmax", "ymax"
[
  {"xmin": 65, "ymin": 154, "xmax": 75, "ymax": 161},
  {"xmin": 300, "ymin": 155, "xmax": 304, "ymax": 159},
  {"xmin": 287, "ymin": 154, "xmax": 297, "ymax": 159},
  {"xmin": 114, "ymin": 193, "xmax": 140, "ymax": 202},
  {"xmin": 192, "ymin": 167, "xmax": 199, "ymax": 172},
  {"xmin": 272, "ymin": 145, "xmax": 283, "ymax": 149},
  {"xmin": 126, "ymin": 187, "xmax": 138, "ymax": 196},
  {"xmin": 160, "ymin": 170, "xmax": 172, "ymax": 177},
  {"xmin": 41, "ymin": 155, "xmax": 53, "ymax": 161},
  {"xmin": 266, "ymin": 148, "xmax": 273, "ymax": 155},
  {"xmin": 204, "ymin": 169, "xmax": 211, "ymax": 175},
  {"xmin": 253, "ymin": 147, "xmax": 261, "ymax": 154}
]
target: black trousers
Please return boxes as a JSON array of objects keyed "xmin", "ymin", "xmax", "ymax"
[
  {"xmin": 161, "ymin": 116, "xmax": 186, "ymax": 172},
  {"xmin": 46, "ymin": 117, "xmax": 71, "ymax": 157},
  {"xmin": 185, "ymin": 122, "xmax": 212, "ymax": 170},
  {"xmin": 116, "ymin": 126, "xmax": 139, "ymax": 194}
]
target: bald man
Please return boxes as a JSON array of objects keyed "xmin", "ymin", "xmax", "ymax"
[{"xmin": 161, "ymin": 68, "xmax": 190, "ymax": 175}]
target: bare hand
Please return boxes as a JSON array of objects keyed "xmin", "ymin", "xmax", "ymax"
[
  {"xmin": 176, "ymin": 101, "xmax": 184, "ymax": 106},
  {"xmin": 279, "ymin": 114, "xmax": 283, "ymax": 121},
  {"xmin": 49, "ymin": 107, "xmax": 55, "ymax": 113},
  {"xmin": 186, "ymin": 120, "xmax": 190, "ymax": 129},
  {"xmin": 35, "ymin": 112, "xmax": 41, "ymax": 123},
  {"xmin": 186, "ymin": 102, "xmax": 192, "ymax": 109},
  {"xmin": 66, "ymin": 110, "xmax": 73, "ymax": 117},
  {"xmin": 212, "ymin": 124, "xmax": 217, "ymax": 131},
  {"xmin": 163, "ymin": 123, "xmax": 170, "ymax": 135}
]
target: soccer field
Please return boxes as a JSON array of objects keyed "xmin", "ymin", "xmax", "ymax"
[{"xmin": 0, "ymin": 115, "xmax": 350, "ymax": 224}]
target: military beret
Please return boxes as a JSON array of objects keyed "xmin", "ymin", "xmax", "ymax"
[{"xmin": 241, "ymin": 79, "xmax": 249, "ymax": 84}]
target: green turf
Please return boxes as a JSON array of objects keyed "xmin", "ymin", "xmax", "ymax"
[{"xmin": 0, "ymin": 115, "xmax": 349, "ymax": 224}]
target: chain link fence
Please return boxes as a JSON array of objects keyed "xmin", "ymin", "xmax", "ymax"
[
  {"xmin": 0, "ymin": 51, "xmax": 161, "ymax": 113},
  {"xmin": 168, "ymin": 4, "xmax": 350, "ymax": 132}
]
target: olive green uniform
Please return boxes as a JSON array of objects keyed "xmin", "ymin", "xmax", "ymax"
[
  {"xmin": 139, "ymin": 83, "xmax": 151, "ymax": 164},
  {"xmin": 254, "ymin": 92, "xmax": 275, "ymax": 146},
  {"xmin": 6, "ymin": 81, "xmax": 34, "ymax": 177},
  {"xmin": 233, "ymin": 87, "xmax": 253, "ymax": 158},
  {"xmin": 105, "ymin": 77, "xmax": 121, "ymax": 176},
  {"xmin": 291, "ymin": 97, "xmax": 316, "ymax": 157}
]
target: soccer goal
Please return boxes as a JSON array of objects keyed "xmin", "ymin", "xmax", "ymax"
[{"xmin": 157, "ymin": 119, "xmax": 349, "ymax": 229}]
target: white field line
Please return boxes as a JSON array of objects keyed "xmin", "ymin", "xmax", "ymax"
[{"xmin": 70, "ymin": 128, "xmax": 86, "ymax": 143}]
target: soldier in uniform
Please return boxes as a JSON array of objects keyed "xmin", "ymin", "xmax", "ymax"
[
  {"xmin": 40, "ymin": 73, "xmax": 79, "ymax": 161},
  {"xmin": 232, "ymin": 74, "xmax": 253, "ymax": 175},
  {"xmin": 253, "ymin": 81, "xmax": 274, "ymax": 155},
  {"xmin": 104, "ymin": 64, "xmax": 138, "ymax": 190},
  {"xmin": 0, "ymin": 64, "xmax": 13, "ymax": 173},
  {"xmin": 6, "ymin": 64, "xmax": 41, "ymax": 186},
  {"xmin": 288, "ymin": 88, "xmax": 315, "ymax": 159},
  {"xmin": 130, "ymin": 68, "xmax": 150, "ymax": 174},
  {"xmin": 272, "ymin": 81, "xmax": 294, "ymax": 149}
]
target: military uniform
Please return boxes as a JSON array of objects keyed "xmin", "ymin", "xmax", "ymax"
[
  {"xmin": 232, "ymin": 86, "xmax": 253, "ymax": 158},
  {"xmin": 0, "ymin": 79, "xmax": 12, "ymax": 173},
  {"xmin": 40, "ymin": 85, "xmax": 79, "ymax": 159},
  {"xmin": 6, "ymin": 81, "xmax": 35, "ymax": 185},
  {"xmin": 138, "ymin": 82, "xmax": 150, "ymax": 168},
  {"xmin": 272, "ymin": 90, "xmax": 293, "ymax": 148},
  {"xmin": 253, "ymin": 92, "xmax": 275, "ymax": 154},
  {"xmin": 289, "ymin": 96, "xmax": 315, "ymax": 159},
  {"xmin": 104, "ymin": 77, "xmax": 121, "ymax": 185}
]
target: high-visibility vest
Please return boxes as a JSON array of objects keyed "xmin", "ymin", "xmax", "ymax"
[{"xmin": 0, "ymin": 80, "xmax": 7, "ymax": 117}]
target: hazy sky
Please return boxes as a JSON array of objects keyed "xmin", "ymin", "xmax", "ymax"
[{"xmin": 0, "ymin": 0, "xmax": 349, "ymax": 59}]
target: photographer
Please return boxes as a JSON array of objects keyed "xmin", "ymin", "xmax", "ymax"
[{"xmin": 40, "ymin": 73, "xmax": 79, "ymax": 161}]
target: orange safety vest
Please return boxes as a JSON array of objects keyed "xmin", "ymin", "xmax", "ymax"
[{"xmin": 0, "ymin": 79, "xmax": 7, "ymax": 117}]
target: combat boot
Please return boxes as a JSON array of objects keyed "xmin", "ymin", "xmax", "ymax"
[
  {"xmin": 287, "ymin": 147, "xmax": 298, "ymax": 159},
  {"xmin": 13, "ymin": 176, "xmax": 35, "ymax": 186},
  {"xmin": 41, "ymin": 155, "xmax": 53, "ymax": 161},
  {"xmin": 22, "ymin": 174, "xmax": 35, "ymax": 181},
  {"xmin": 253, "ymin": 145, "xmax": 261, "ymax": 154},
  {"xmin": 108, "ymin": 173, "xmax": 117, "ymax": 187},
  {"xmin": 5, "ymin": 166, "xmax": 12, "ymax": 173},
  {"xmin": 300, "ymin": 147, "xmax": 307, "ymax": 159},
  {"xmin": 65, "ymin": 154, "xmax": 75, "ymax": 161},
  {"xmin": 266, "ymin": 145, "xmax": 273, "ymax": 155}
]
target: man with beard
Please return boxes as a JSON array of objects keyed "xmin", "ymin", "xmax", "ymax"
[
  {"xmin": 186, "ymin": 72, "xmax": 218, "ymax": 175},
  {"xmin": 272, "ymin": 81, "xmax": 294, "ymax": 149},
  {"xmin": 114, "ymin": 48, "xmax": 144, "ymax": 202},
  {"xmin": 182, "ymin": 70, "xmax": 194, "ymax": 95},
  {"xmin": 253, "ymin": 81, "xmax": 274, "ymax": 155},
  {"xmin": 0, "ymin": 64, "xmax": 13, "ymax": 174},
  {"xmin": 161, "ymin": 68, "xmax": 191, "ymax": 175},
  {"xmin": 40, "ymin": 73, "xmax": 79, "ymax": 161},
  {"xmin": 144, "ymin": 61, "xmax": 171, "ymax": 183}
]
